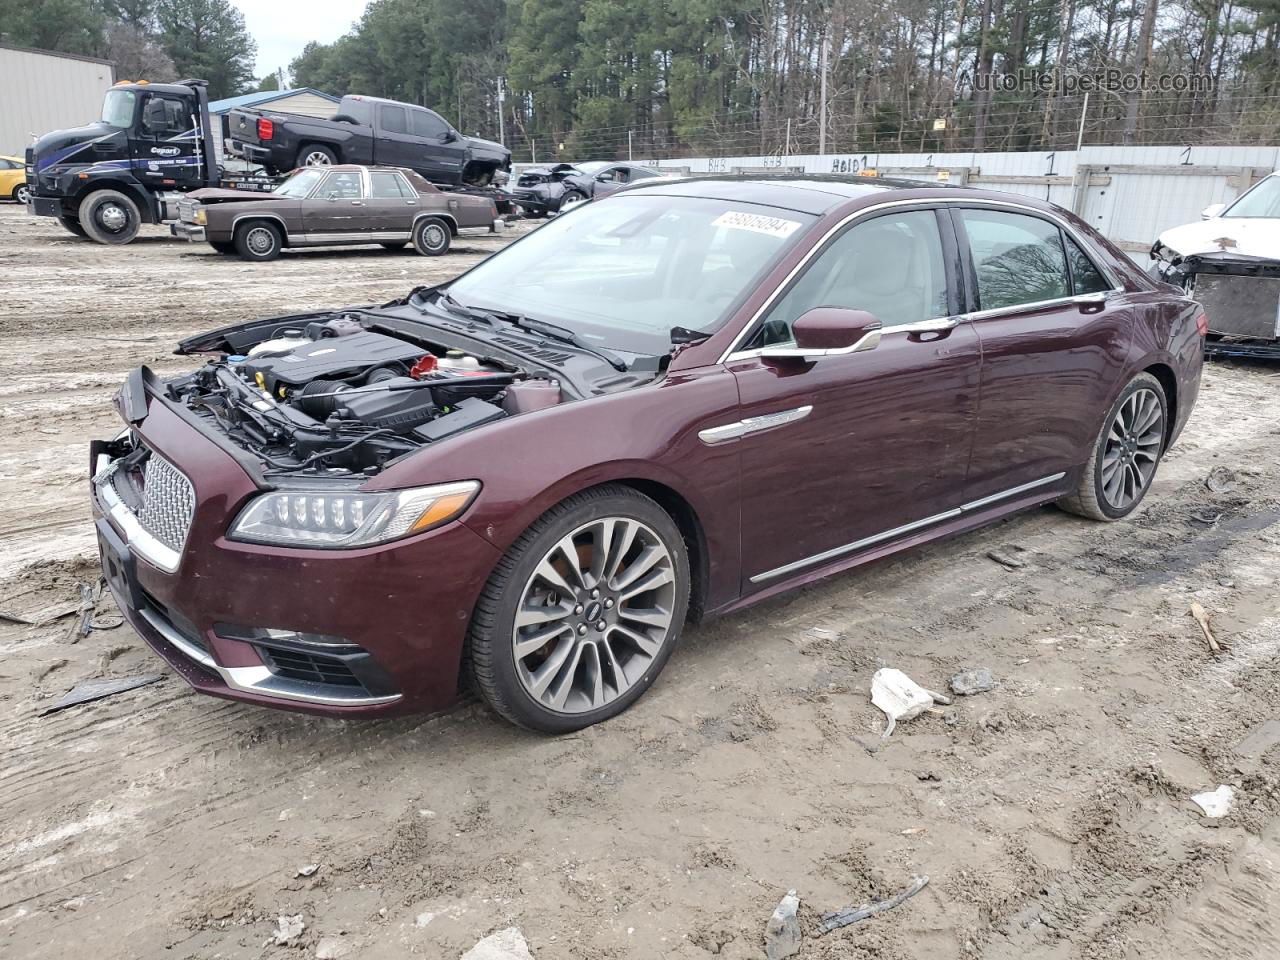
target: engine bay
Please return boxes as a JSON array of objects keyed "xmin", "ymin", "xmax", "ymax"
[{"xmin": 167, "ymin": 316, "xmax": 562, "ymax": 476}]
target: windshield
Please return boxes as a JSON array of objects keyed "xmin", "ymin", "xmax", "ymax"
[
  {"xmin": 1225, "ymin": 176, "xmax": 1280, "ymax": 218},
  {"xmin": 446, "ymin": 195, "xmax": 813, "ymax": 355},
  {"xmin": 100, "ymin": 90, "xmax": 136, "ymax": 128},
  {"xmin": 274, "ymin": 168, "xmax": 326, "ymax": 198},
  {"xmin": 573, "ymin": 161, "xmax": 610, "ymax": 175}
]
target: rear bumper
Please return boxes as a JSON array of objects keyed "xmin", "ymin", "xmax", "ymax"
[
  {"xmin": 90, "ymin": 397, "xmax": 501, "ymax": 717},
  {"xmin": 226, "ymin": 139, "xmax": 273, "ymax": 165},
  {"xmin": 170, "ymin": 221, "xmax": 206, "ymax": 242}
]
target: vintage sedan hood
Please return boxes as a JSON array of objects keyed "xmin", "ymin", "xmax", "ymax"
[
  {"xmin": 188, "ymin": 187, "xmax": 290, "ymax": 204},
  {"xmin": 1156, "ymin": 217, "xmax": 1280, "ymax": 260}
]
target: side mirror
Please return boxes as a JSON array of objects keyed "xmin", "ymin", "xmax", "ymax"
[
  {"xmin": 1201, "ymin": 202, "xmax": 1226, "ymax": 220},
  {"xmin": 760, "ymin": 307, "xmax": 883, "ymax": 359},
  {"xmin": 442, "ymin": 129, "xmax": 458, "ymax": 143}
]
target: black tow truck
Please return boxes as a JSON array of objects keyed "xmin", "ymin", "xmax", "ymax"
[{"xmin": 25, "ymin": 78, "xmax": 277, "ymax": 244}]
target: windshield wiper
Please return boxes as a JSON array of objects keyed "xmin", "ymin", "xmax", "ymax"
[
  {"xmin": 489, "ymin": 311, "xmax": 630, "ymax": 372},
  {"xmin": 430, "ymin": 290, "xmax": 498, "ymax": 326}
]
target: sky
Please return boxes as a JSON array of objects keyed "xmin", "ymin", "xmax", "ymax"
[{"xmin": 231, "ymin": 0, "xmax": 370, "ymax": 82}]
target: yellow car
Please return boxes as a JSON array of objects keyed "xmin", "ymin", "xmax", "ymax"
[{"xmin": 0, "ymin": 155, "xmax": 30, "ymax": 204}]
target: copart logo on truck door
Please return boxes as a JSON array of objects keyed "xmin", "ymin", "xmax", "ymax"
[{"xmin": 150, "ymin": 146, "xmax": 182, "ymax": 157}]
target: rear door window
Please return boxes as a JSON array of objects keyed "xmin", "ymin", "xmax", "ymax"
[
  {"xmin": 960, "ymin": 209, "xmax": 1070, "ymax": 310},
  {"xmin": 370, "ymin": 171, "xmax": 411, "ymax": 198},
  {"xmin": 379, "ymin": 105, "xmax": 408, "ymax": 135}
]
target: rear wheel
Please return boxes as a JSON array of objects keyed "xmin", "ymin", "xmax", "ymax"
[
  {"xmin": 1059, "ymin": 372, "xmax": 1167, "ymax": 521},
  {"xmin": 411, "ymin": 217, "xmax": 451, "ymax": 256},
  {"xmin": 56, "ymin": 215, "xmax": 87, "ymax": 238},
  {"xmin": 12, "ymin": 183, "xmax": 30, "ymax": 205},
  {"xmin": 297, "ymin": 144, "xmax": 336, "ymax": 168},
  {"xmin": 468, "ymin": 485, "xmax": 690, "ymax": 732},
  {"xmin": 78, "ymin": 189, "xmax": 141, "ymax": 245},
  {"xmin": 233, "ymin": 220, "xmax": 283, "ymax": 262}
]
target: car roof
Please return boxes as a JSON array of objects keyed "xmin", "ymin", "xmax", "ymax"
[{"xmin": 620, "ymin": 173, "xmax": 999, "ymax": 215}]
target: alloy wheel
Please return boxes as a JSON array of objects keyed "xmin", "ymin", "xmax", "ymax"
[
  {"xmin": 512, "ymin": 516, "xmax": 677, "ymax": 714},
  {"xmin": 245, "ymin": 226, "xmax": 276, "ymax": 256},
  {"xmin": 560, "ymin": 193, "xmax": 586, "ymax": 211},
  {"xmin": 15, "ymin": 184, "xmax": 30, "ymax": 205},
  {"xmin": 1100, "ymin": 387, "xmax": 1163, "ymax": 511},
  {"xmin": 303, "ymin": 151, "xmax": 332, "ymax": 166},
  {"xmin": 422, "ymin": 223, "xmax": 447, "ymax": 251}
]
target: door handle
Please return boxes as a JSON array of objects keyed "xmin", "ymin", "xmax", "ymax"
[
  {"xmin": 405, "ymin": 200, "xmax": 417, "ymax": 205},
  {"xmin": 350, "ymin": 200, "xmax": 364, "ymax": 205},
  {"xmin": 906, "ymin": 315, "xmax": 962, "ymax": 342}
]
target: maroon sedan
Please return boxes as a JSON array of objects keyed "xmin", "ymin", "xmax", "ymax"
[{"xmin": 90, "ymin": 176, "xmax": 1204, "ymax": 732}]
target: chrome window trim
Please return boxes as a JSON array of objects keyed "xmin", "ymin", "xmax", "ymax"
[
  {"xmin": 718, "ymin": 196, "xmax": 1123, "ymax": 364},
  {"xmin": 138, "ymin": 607, "xmax": 401, "ymax": 707},
  {"xmin": 748, "ymin": 472, "xmax": 1065, "ymax": 583}
]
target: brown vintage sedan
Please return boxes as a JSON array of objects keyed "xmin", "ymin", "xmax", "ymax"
[
  {"xmin": 98, "ymin": 176, "xmax": 1204, "ymax": 732},
  {"xmin": 171, "ymin": 165, "xmax": 504, "ymax": 261}
]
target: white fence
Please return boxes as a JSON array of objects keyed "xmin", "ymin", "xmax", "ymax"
[{"xmin": 646, "ymin": 145, "xmax": 1280, "ymax": 253}]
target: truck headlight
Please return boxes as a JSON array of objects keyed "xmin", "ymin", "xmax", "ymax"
[
  {"xmin": 228, "ymin": 481, "xmax": 479, "ymax": 548},
  {"xmin": 194, "ymin": 208, "xmax": 207, "ymax": 225}
]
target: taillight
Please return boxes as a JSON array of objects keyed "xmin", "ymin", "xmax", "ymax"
[
  {"xmin": 1195, "ymin": 311, "xmax": 1209, "ymax": 337},
  {"xmin": 257, "ymin": 117, "xmax": 274, "ymax": 141}
]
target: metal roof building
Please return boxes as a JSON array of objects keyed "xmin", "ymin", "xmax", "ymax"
[{"xmin": 0, "ymin": 43, "xmax": 114, "ymax": 155}]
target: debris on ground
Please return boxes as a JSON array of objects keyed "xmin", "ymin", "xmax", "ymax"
[
  {"xmin": 987, "ymin": 545, "xmax": 1028, "ymax": 569},
  {"xmin": 315, "ymin": 936, "xmax": 350, "ymax": 959},
  {"xmin": 871, "ymin": 669, "xmax": 951, "ymax": 737},
  {"xmin": 0, "ymin": 610, "xmax": 34, "ymax": 624},
  {"xmin": 1190, "ymin": 510, "xmax": 1223, "ymax": 525},
  {"xmin": 38, "ymin": 674, "xmax": 163, "ymax": 715},
  {"xmin": 1191, "ymin": 785, "xmax": 1235, "ymax": 818},
  {"xmin": 63, "ymin": 578, "xmax": 104, "ymax": 643},
  {"xmin": 1206, "ymin": 465, "xmax": 1237, "ymax": 493},
  {"xmin": 764, "ymin": 890, "xmax": 802, "ymax": 960},
  {"xmin": 949, "ymin": 667, "xmax": 996, "ymax": 696},
  {"xmin": 272, "ymin": 914, "xmax": 305, "ymax": 945},
  {"xmin": 296, "ymin": 864, "xmax": 319, "ymax": 878},
  {"xmin": 460, "ymin": 927, "xmax": 534, "ymax": 960},
  {"xmin": 815, "ymin": 875, "xmax": 930, "ymax": 935},
  {"xmin": 1189, "ymin": 601, "xmax": 1225, "ymax": 655}
]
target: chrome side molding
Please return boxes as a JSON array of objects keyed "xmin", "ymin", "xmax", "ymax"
[
  {"xmin": 756, "ymin": 327, "xmax": 882, "ymax": 360},
  {"xmin": 749, "ymin": 471, "xmax": 1066, "ymax": 583},
  {"xmin": 699, "ymin": 405, "xmax": 814, "ymax": 445}
]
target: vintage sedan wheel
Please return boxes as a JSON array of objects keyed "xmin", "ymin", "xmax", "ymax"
[
  {"xmin": 1060, "ymin": 372, "xmax": 1167, "ymax": 521},
  {"xmin": 233, "ymin": 220, "xmax": 283, "ymax": 262},
  {"xmin": 79, "ymin": 190, "xmax": 141, "ymax": 245},
  {"xmin": 468, "ymin": 485, "xmax": 690, "ymax": 732},
  {"xmin": 412, "ymin": 217, "xmax": 452, "ymax": 256}
]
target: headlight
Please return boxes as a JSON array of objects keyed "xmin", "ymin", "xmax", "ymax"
[
  {"xmin": 194, "ymin": 208, "xmax": 207, "ymax": 225},
  {"xmin": 228, "ymin": 481, "xmax": 479, "ymax": 548}
]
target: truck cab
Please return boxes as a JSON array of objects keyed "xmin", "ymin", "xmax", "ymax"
[{"xmin": 25, "ymin": 79, "xmax": 219, "ymax": 243}]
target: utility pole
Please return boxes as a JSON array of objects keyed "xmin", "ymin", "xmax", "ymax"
[
  {"xmin": 1076, "ymin": 90, "xmax": 1089, "ymax": 152},
  {"xmin": 628, "ymin": 129, "xmax": 633, "ymax": 161},
  {"xmin": 819, "ymin": 32, "xmax": 829, "ymax": 155},
  {"xmin": 785, "ymin": 117, "xmax": 792, "ymax": 157},
  {"xmin": 496, "ymin": 78, "xmax": 506, "ymax": 147}
]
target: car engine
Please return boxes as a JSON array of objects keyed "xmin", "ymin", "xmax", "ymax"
[{"xmin": 167, "ymin": 318, "xmax": 558, "ymax": 476}]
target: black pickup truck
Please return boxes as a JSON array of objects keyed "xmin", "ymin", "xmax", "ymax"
[{"xmin": 227, "ymin": 94, "xmax": 511, "ymax": 187}]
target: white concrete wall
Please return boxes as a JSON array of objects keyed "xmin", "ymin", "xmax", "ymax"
[{"xmin": 0, "ymin": 45, "xmax": 114, "ymax": 155}]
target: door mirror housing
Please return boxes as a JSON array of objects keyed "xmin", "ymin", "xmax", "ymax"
[
  {"xmin": 759, "ymin": 307, "xmax": 883, "ymax": 359},
  {"xmin": 442, "ymin": 129, "xmax": 458, "ymax": 143},
  {"xmin": 1201, "ymin": 202, "xmax": 1226, "ymax": 220}
]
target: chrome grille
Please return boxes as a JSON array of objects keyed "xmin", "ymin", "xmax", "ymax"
[
  {"xmin": 178, "ymin": 199, "xmax": 197, "ymax": 223},
  {"xmin": 116, "ymin": 454, "xmax": 195, "ymax": 555}
]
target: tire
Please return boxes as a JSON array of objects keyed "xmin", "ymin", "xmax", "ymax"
[
  {"xmin": 78, "ymin": 189, "xmax": 141, "ymax": 245},
  {"xmin": 468, "ymin": 484, "xmax": 691, "ymax": 732},
  {"xmin": 411, "ymin": 217, "xmax": 451, "ymax": 256},
  {"xmin": 209, "ymin": 240, "xmax": 236, "ymax": 254},
  {"xmin": 379, "ymin": 241, "xmax": 407, "ymax": 251},
  {"xmin": 1059, "ymin": 372, "xmax": 1168, "ymax": 521},
  {"xmin": 296, "ymin": 144, "xmax": 337, "ymax": 168},
  {"xmin": 233, "ymin": 220, "xmax": 283, "ymax": 262},
  {"xmin": 557, "ymin": 190, "xmax": 587, "ymax": 213},
  {"xmin": 12, "ymin": 183, "xmax": 30, "ymax": 205},
  {"xmin": 56, "ymin": 215, "xmax": 87, "ymax": 238},
  {"xmin": 520, "ymin": 208, "xmax": 547, "ymax": 220}
]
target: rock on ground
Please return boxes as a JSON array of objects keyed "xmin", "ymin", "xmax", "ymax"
[
  {"xmin": 461, "ymin": 927, "xmax": 534, "ymax": 960},
  {"xmin": 764, "ymin": 890, "xmax": 802, "ymax": 960},
  {"xmin": 950, "ymin": 667, "xmax": 997, "ymax": 696}
]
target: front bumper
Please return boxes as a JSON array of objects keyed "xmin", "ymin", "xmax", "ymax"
[
  {"xmin": 170, "ymin": 221, "xmax": 207, "ymax": 242},
  {"xmin": 90, "ymin": 395, "xmax": 501, "ymax": 717},
  {"xmin": 27, "ymin": 195, "xmax": 59, "ymax": 218}
]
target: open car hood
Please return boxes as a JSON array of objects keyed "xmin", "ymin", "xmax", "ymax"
[{"xmin": 1156, "ymin": 217, "xmax": 1280, "ymax": 261}]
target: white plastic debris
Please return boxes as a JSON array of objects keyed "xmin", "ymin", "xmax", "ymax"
[
  {"xmin": 871, "ymin": 668, "xmax": 950, "ymax": 737},
  {"xmin": 272, "ymin": 915, "xmax": 305, "ymax": 945},
  {"xmin": 460, "ymin": 927, "xmax": 534, "ymax": 960},
  {"xmin": 764, "ymin": 890, "xmax": 802, "ymax": 960},
  {"xmin": 1191, "ymin": 785, "xmax": 1235, "ymax": 818}
]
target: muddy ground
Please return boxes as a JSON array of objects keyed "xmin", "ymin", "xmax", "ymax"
[{"xmin": 2, "ymin": 201, "xmax": 1280, "ymax": 960}]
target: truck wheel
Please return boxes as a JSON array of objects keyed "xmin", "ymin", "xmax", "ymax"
[
  {"xmin": 56, "ymin": 216, "xmax": 87, "ymax": 238},
  {"xmin": 412, "ymin": 217, "xmax": 451, "ymax": 256},
  {"xmin": 234, "ymin": 220, "xmax": 283, "ymax": 261},
  {"xmin": 79, "ymin": 190, "xmax": 141, "ymax": 245},
  {"xmin": 12, "ymin": 183, "xmax": 30, "ymax": 205},
  {"xmin": 297, "ymin": 144, "xmax": 336, "ymax": 167}
]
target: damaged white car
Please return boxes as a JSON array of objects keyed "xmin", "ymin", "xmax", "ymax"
[{"xmin": 1150, "ymin": 171, "xmax": 1280, "ymax": 357}]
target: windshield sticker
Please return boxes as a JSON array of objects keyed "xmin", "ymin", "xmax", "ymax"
[{"xmin": 712, "ymin": 211, "xmax": 803, "ymax": 239}]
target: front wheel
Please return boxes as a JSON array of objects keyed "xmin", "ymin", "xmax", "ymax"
[
  {"xmin": 1059, "ymin": 372, "xmax": 1167, "ymax": 521},
  {"xmin": 468, "ymin": 485, "xmax": 691, "ymax": 732},
  {"xmin": 557, "ymin": 190, "xmax": 587, "ymax": 213},
  {"xmin": 78, "ymin": 189, "xmax": 141, "ymax": 244},
  {"xmin": 13, "ymin": 183, "xmax": 30, "ymax": 205},
  {"xmin": 412, "ymin": 217, "xmax": 451, "ymax": 256},
  {"xmin": 233, "ymin": 220, "xmax": 283, "ymax": 261}
]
